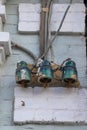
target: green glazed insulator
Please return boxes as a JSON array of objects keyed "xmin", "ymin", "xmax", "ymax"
[
  {"xmin": 62, "ymin": 60, "xmax": 78, "ymax": 83},
  {"xmin": 38, "ymin": 60, "xmax": 53, "ymax": 83},
  {"xmin": 16, "ymin": 61, "xmax": 31, "ymax": 84}
]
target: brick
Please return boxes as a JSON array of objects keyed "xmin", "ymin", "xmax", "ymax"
[
  {"xmin": 19, "ymin": 3, "xmax": 41, "ymax": 13},
  {"xmin": 0, "ymin": 5, "xmax": 6, "ymax": 23},
  {"xmin": 69, "ymin": 3, "xmax": 85, "ymax": 12},
  {"xmin": 51, "ymin": 12, "xmax": 65, "ymax": 22},
  {"xmin": 14, "ymin": 87, "xmax": 87, "ymax": 124},
  {"xmin": 52, "ymin": 4, "xmax": 69, "ymax": 12},
  {"xmin": 18, "ymin": 3, "xmax": 85, "ymax": 33},
  {"xmin": 19, "ymin": 12, "xmax": 40, "ymax": 22},
  {"xmin": 60, "ymin": 22, "xmax": 84, "ymax": 33},
  {"xmin": 18, "ymin": 22, "xmax": 40, "ymax": 33},
  {"xmin": 0, "ymin": 32, "xmax": 12, "ymax": 56},
  {"xmin": 64, "ymin": 13, "xmax": 85, "ymax": 23}
]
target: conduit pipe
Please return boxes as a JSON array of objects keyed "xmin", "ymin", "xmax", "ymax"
[
  {"xmin": 39, "ymin": 0, "xmax": 47, "ymax": 57},
  {"xmin": 11, "ymin": 41, "xmax": 37, "ymax": 61}
]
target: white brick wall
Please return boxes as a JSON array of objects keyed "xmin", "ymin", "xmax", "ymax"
[
  {"xmin": 14, "ymin": 36, "xmax": 87, "ymax": 124},
  {"xmin": 0, "ymin": 2, "xmax": 9, "ymax": 65},
  {"xmin": 0, "ymin": 5, "xmax": 6, "ymax": 22},
  {"xmin": 18, "ymin": 3, "xmax": 85, "ymax": 33},
  {"xmin": 14, "ymin": 87, "xmax": 87, "ymax": 124},
  {"xmin": 0, "ymin": 32, "xmax": 11, "ymax": 56},
  {"xmin": 19, "ymin": 3, "xmax": 41, "ymax": 13},
  {"xmin": 14, "ymin": 3, "xmax": 87, "ymax": 125},
  {"xmin": 18, "ymin": 22, "xmax": 40, "ymax": 33}
]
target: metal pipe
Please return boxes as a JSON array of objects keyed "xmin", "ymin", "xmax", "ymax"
[
  {"xmin": 45, "ymin": 0, "xmax": 53, "ymax": 52},
  {"xmin": 39, "ymin": 0, "xmax": 47, "ymax": 57},
  {"xmin": 40, "ymin": 0, "xmax": 53, "ymax": 59},
  {"xmin": 47, "ymin": 0, "xmax": 54, "ymax": 61}
]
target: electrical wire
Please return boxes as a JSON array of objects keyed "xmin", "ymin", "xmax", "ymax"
[
  {"xmin": 11, "ymin": 41, "xmax": 37, "ymax": 61},
  {"xmin": 41, "ymin": 0, "xmax": 73, "ymax": 59},
  {"xmin": 12, "ymin": 0, "xmax": 72, "ymax": 65}
]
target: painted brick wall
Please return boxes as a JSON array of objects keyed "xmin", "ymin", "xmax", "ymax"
[
  {"xmin": 0, "ymin": 0, "xmax": 87, "ymax": 129},
  {"xmin": 18, "ymin": 3, "xmax": 85, "ymax": 33},
  {"xmin": 13, "ymin": 2, "xmax": 87, "ymax": 124}
]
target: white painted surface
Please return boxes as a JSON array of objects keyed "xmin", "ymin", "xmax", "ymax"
[
  {"xmin": 18, "ymin": 22, "xmax": 40, "ymax": 33},
  {"xmin": 14, "ymin": 2, "xmax": 87, "ymax": 125},
  {"xmin": 1, "ymin": 0, "xmax": 85, "ymax": 127},
  {"xmin": 13, "ymin": 36, "xmax": 86, "ymax": 124},
  {"xmin": 0, "ymin": 32, "xmax": 11, "ymax": 56},
  {"xmin": 18, "ymin": 3, "xmax": 85, "ymax": 33},
  {"xmin": 0, "ymin": 5, "xmax": 6, "ymax": 22},
  {"xmin": 14, "ymin": 35, "xmax": 87, "ymax": 124},
  {"xmin": 19, "ymin": 3, "xmax": 41, "ymax": 13},
  {"xmin": 48, "ymin": 36, "xmax": 86, "ymax": 87},
  {"xmin": 14, "ymin": 87, "xmax": 87, "ymax": 124},
  {"xmin": 19, "ymin": 13, "xmax": 40, "ymax": 22}
]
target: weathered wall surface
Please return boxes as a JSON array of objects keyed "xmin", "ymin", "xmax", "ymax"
[{"xmin": 0, "ymin": 0, "xmax": 87, "ymax": 130}]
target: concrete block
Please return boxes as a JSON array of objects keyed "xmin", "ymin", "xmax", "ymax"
[
  {"xmin": 14, "ymin": 87, "xmax": 87, "ymax": 124},
  {"xmin": 0, "ymin": 5, "xmax": 6, "ymax": 23},
  {"xmin": 72, "ymin": 22, "xmax": 84, "ymax": 33},
  {"xmin": 19, "ymin": 3, "xmax": 69, "ymax": 13},
  {"xmin": 51, "ymin": 12, "xmax": 65, "ymax": 22},
  {"xmin": 19, "ymin": 12, "xmax": 40, "ymax": 22},
  {"xmin": 0, "ymin": 32, "xmax": 11, "ymax": 56},
  {"xmin": 60, "ymin": 22, "xmax": 73, "ymax": 32},
  {"xmin": 69, "ymin": 3, "xmax": 85, "ymax": 12},
  {"xmin": 52, "ymin": 4, "xmax": 69, "ymax": 12},
  {"xmin": 64, "ymin": 13, "xmax": 85, "ymax": 23},
  {"xmin": 19, "ymin": 3, "xmax": 41, "ymax": 13},
  {"xmin": 60, "ymin": 22, "xmax": 84, "ymax": 33},
  {"xmin": 18, "ymin": 22, "xmax": 40, "ymax": 33},
  {"xmin": 18, "ymin": 3, "xmax": 85, "ymax": 33}
]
